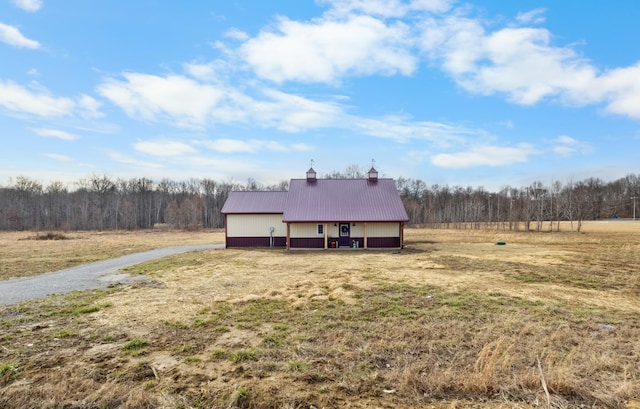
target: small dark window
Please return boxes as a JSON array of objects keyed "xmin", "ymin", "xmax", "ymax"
[{"xmin": 317, "ymin": 224, "xmax": 324, "ymax": 235}]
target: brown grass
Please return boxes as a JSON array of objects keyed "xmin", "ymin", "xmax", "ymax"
[
  {"xmin": 0, "ymin": 229, "xmax": 224, "ymax": 280},
  {"xmin": 0, "ymin": 225, "xmax": 639, "ymax": 408}
]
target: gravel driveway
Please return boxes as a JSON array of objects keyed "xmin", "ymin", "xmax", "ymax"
[{"xmin": 0, "ymin": 245, "xmax": 223, "ymax": 305}]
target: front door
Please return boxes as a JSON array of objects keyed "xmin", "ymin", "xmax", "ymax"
[{"xmin": 339, "ymin": 223, "xmax": 350, "ymax": 247}]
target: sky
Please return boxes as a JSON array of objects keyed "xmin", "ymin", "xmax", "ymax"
[{"xmin": 1, "ymin": 0, "xmax": 640, "ymax": 191}]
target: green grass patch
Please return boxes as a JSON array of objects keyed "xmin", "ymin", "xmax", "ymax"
[
  {"xmin": 0, "ymin": 363, "xmax": 18, "ymax": 377},
  {"xmin": 54, "ymin": 329, "xmax": 73, "ymax": 338},
  {"xmin": 163, "ymin": 320, "xmax": 190, "ymax": 329},
  {"xmin": 262, "ymin": 334, "xmax": 287, "ymax": 347},
  {"xmin": 210, "ymin": 349, "xmax": 228, "ymax": 361},
  {"xmin": 287, "ymin": 360, "xmax": 308, "ymax": 372},
  {"xmin": 183, "ymin": 356, "xmax": 202, "ymax": 364},
  {"xmin": 72, "ymin": 302, "xmax": 112, "ymax": 315},
  {"xmin": 122, "ymin": 338, "xmax": 149, "ymax": 356},
  {"xmin": 230, "ymin": 350, "xmax": 257, "ymax": 363}
]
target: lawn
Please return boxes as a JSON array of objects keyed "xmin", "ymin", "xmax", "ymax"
[{"xmin": 0, "ymin": 225, "xmax": 638, "ymax": 408}]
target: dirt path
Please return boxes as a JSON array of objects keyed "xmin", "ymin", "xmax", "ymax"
[{"xmin": 0, "ymin": 245, "xmax": 222, "ymax": 305}]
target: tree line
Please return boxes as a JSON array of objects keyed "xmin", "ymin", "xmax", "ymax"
[
  {"xmin": 397, "ymin": 174, "xmax": 640, "ymax": 232},
  {"xmin": 0, "ymin": 172, "xmax": 638, "ymax": 232}
]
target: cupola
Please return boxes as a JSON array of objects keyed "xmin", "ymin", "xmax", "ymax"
[
  {"xmin": 367, "ymin": 166, "xmax": 378, "ymax": 181},
  {"xmin": 306, "ymin": 167, "xmax": 317, "ymax": 181}
]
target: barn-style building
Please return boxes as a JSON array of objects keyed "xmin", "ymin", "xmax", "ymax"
[{"xmin": 221, "ymin": 167, "xmax": 409, "ymax": 249}]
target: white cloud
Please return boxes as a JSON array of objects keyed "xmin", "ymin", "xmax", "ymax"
[
  {"xmin": 224, "ymin": 28, "xmax": 249, "ymax": 41},
  {"xmin": 97, "ymin": 73, "xmax": 225, "ymax": 128},
  {"xmin": 551, "ymin": 135, "xmax": 592, "ymax": 157},
  {"xmin": 320, "ymin": 0, "xmax": 409, "ymax": 18},
  {"xmin": 292, "ymin": 143, "xmax": 314, "ymax": 151},
  {"xmin": 240, "ymin": 14, "xmax": 416, "ymax": 84},
  {"xmin": 183, "ymin": 61, "xmax": 226, "ymax": 82},
  {"xmin": 420, "ymin": 17, "xmax": 599, "ymax": 105},
  {"xmin": 97, "ymin": 67, "xmax": 485, "ymax": 151},
  {"xmin": 12, "ymin": 0, "xmax": 43, "ymax": 12},
  {"xmin": 0, "ymin": 22, "xmax": 40, "ymax": 48},
  {"xmin": 201, "ymin": 139, "xmax": 258, "ymax": 153},
  {"xmin": 352, "ymin": 114, "xmax": 472, "ymax": 146},
  {"xmin": 418, "ymin": 7, "xmax": 640, "ymax": 119},
  {"xmin": 43, "ymin": 153, "xmax": 72, "ymax": 161},
  {"xmin": 252, "ymin": 89, "xmax": 345, "ymax": 131},
  {"xmin": 431, "ymin": 144, "xmax": 537, "ymax": 168},
  {"xmin": 0, "ymin": 80, "xmax": 104, "ymax": 120},
  {"xmin": 516, "ymin": 8, "xmax": 546, "ymax": 25},
  {"xmin": 595, "ymin": 63, "xmax": 640, "ymax": 119},
  {"xmin": 409, "ymin": 0, "xmax": 453, "ymax": 13},
  {"xmin": 77, "ymin": 94, "xmax": 104, "ymax": 119},
  {"xmin": 319, "ymin": 0, "xmax": 453, "ymax": 17},
  {"xmin": 33, "ymin": 128, "xmax": 79, "ymax": 141},
  {"xmin": 200, "ymin": 138, "xmax": 310, "ymax": 154},
  {"xmin": 105, "ymin": 150, "xmax": 164, "ymax": 169},
  {"xmin": 133, "ymin": 140, "xmax": 198, "ymax": 157},
  {"xmin": 0, "ymin": 80, "xmax": 75, "ymax": 117},
  {"xmin": 96, "ymin": 71, "xmax": 348, "ymax": 132}
]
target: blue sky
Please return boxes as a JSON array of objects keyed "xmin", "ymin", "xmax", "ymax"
[{"xmin": 1, "ymin": 0, "xmax": 639, "ymax": 190}]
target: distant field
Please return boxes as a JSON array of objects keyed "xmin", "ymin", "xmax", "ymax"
[{"xmin": 0, "ymin": 227, "xmax": 639, "ymax": 408}]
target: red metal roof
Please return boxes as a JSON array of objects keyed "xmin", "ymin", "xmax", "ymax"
[
  {"xmin": 221, "ymin": 191, "xmax": 287, "ymax": 214},
  {"xmin": 282, "ymin": 178, "xmax": 409, "ymax": 222}
]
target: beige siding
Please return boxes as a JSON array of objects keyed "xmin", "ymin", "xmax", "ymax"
[
  {"xmin": 350, "ymin": 223, "xmax": 364, "ymax": 236},
  {"xmin": 366, "ymin": 222, "xmax": 400, "ymax": 237},
  {"xmin": 227, "ymin": 214, "xmax": 285, "ymax": 237},
  {"xmin": 290, "ymin": 223, "xmax": 325, "ymax": 238}
]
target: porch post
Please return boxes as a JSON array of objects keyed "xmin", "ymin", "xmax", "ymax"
[
  {"xmin": 324, "ymin": 223, "xmax": 328, "ymax": 249},
  {"xmin": 400, "ymin": 222, "xmax": 404, "ymax": 248},
  {"xmin": 363, "ymin": 222, "xmax": 368, "ymax": 249},
  {"xmin": 286, "ymin": 223, "xmax": 290, "ymax": 250}
]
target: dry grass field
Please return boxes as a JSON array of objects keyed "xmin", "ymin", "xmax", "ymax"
[{"xmin": 0, "ymin": 223, "xmax": 639, "ymax": 408}]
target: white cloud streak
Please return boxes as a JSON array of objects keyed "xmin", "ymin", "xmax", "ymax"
[
  {"xmin": 199, "ymin": 138, "xmax": 312, "ymax": 154},
  {"xmin": 319, "ymin": 0, "xmax": 454, "ymax": 17},
  {"xmin": 516, "ymin": 8, "xmax": 546, "ymax": 25},
  {"xmin": 105, "ymin": 150, "xmax": 164, "ymax": 169},
  {"xmin": 12, "ymin": 0, "xmax": 43, "ymax": 12},
  {"xmin": 42, "ymin": 153, "xmax": 72, "ymax": 161},
  {"xmin": 0, "ymin": 22, "xmax": 40, "ymax": 48},
  {"xmin": 0, "ymin": 80, "xmax": 75, "ymax": 116},
  {"xmin": 0, "ymin": 80, "xmax": 105, "ymax": 120},
  {"xmin": 133, "ymin": 140, "xmax": 198, "ymax": 157},
  {"xmin": 33, "ymin": 128, "xmax": 79, "ymax": 141},
  {"xmin": 551, "ymin": 135, "xmax": 592, "ymax": 157},
  {"xmin": 431, "ymin": 144, "xmax": 538, "ymax": 168}
]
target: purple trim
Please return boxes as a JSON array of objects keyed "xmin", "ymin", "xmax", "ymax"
[
  {"xmin": 290, "ymin": 238, "xmax": 324, "ymax": 248},
  {"xmin": 287, "ymin": 237, "xmax": 400, "ymax": 249},
  {"xmin": 226, "ymin": 237, "xmax": 286, "ymax": 248},
  {"xmin": 367, "ymin": 237, "xmax": 401, "ymax": 248}
]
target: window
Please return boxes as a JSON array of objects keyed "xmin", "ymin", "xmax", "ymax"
[{"xmin": 317, "ymin": 224, "xmax": 324, "ymax": 235}]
